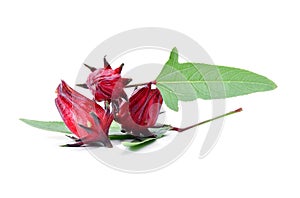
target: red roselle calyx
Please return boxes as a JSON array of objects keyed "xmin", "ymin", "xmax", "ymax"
[
  {"xmin": 55, "ymin": 80, "xmax": 113, "ymax": 147},
  {"xmin": 80, "ymin": 57, "xmax": 131, "ymax": 102},
  {"xmin": 129, "ymin": 82, "xmax": 163, "ymax": 127},
  {"xmin": 114, "ymin": 82, "xmax": 163, "ymax": 137}
]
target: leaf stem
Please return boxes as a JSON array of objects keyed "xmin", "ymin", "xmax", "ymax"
[{"xmin": 171, "ymin": 108, "xmax": 243, "ymax": 132}]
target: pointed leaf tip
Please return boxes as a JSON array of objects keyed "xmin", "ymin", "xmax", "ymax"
[{"xmin": 168, "ymin": 47, "xmax": 179, "ymax": 64}]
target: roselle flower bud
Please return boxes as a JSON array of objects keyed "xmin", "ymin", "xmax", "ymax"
[
  {"xmin": 114, "ymin": 83, "xmax": 163, "ymax": 137},
  {"xmin": 85, "ymin": 57, "xmax": 131, "ymax": 102},
  {"xmin": 55, "ymin": 80, "xmax": 113, "ymax": 147},
  {"xmin": 129, "ymin": 83, "xmax": 163, "ymax": 127}
]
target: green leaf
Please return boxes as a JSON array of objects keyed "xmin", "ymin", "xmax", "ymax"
[
  {"xmin": 109, "ymin": 134, "xmax": 136, "ymax": 140},
  {"xmin": 156, "ymin": 47, "xmax": 277, "ymax": 111},
  {"xmin": 122, "ymin": 137, "xmax": 157, "ymax": 147},
  {"xmin": 20, "ymin": 118, "xmax": 72, "ymax": 134},
  {"xmin": 121, "ymin": 125, "xmax": 170, "ymax": 148},
  {"xmin": 20, "ymin": 119, "xmax": 121, "ymax": 134},
  {"xmin": 122, "ymin": 133, "xmax": 165, "ymax": 148},
  {"xmin": 148, "ymin": 125, "xmax": 172, "ymax": 136}
]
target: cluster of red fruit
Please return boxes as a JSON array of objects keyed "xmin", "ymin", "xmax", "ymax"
[{"xmin": 55, "ymin": 58, "xmax": 163, "ymax": 147}]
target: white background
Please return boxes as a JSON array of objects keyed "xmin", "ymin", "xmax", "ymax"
[{"xmin": 1, "ymin": 0, "xmax": 299, "ymax": 197}]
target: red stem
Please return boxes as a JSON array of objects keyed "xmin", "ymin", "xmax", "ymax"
[{"xmin": 171, "ymin": 108, "xmax": 243, "ymax": 132}]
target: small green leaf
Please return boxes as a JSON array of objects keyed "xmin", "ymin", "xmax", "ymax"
[
  {"xmin": 20, "ymin": 118, "xmax": 121, "ymax": 134},
  {"xmin": 156, "ymin": 47, "xmax": 277, "ymax": 111},
  {"xmin": 122, "ymin": 133, "xmax": 165, "ymax": 148},
  {"xmin": 149, "ymin": 125, "xmax": 172, "ymax": 136},
  {"xmin": 20, "ymin": 118, "xmax": 72, "ymax": 134},
  {"xmin": 122, "ymin": 137, "xmax": 157, "ymax": 147},
  {"xmin": 109, "ymin": 134, "xmax": 136, "ymax": 140}
]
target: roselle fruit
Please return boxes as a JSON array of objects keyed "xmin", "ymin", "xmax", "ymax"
[
  {"xmin": 114, "ymin": 82, "xmax": 163, "ymax": 137},
  {"xmin": 55, "ymin": 80, "xmax": 113, "ymax": 147},
  {"xmin": 129, "ymin": 83, "xmax": 163, "ymax": 126},
  {"xmin": 85, "ymin": 57, "xmax": 131, "ymax": 102}
]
